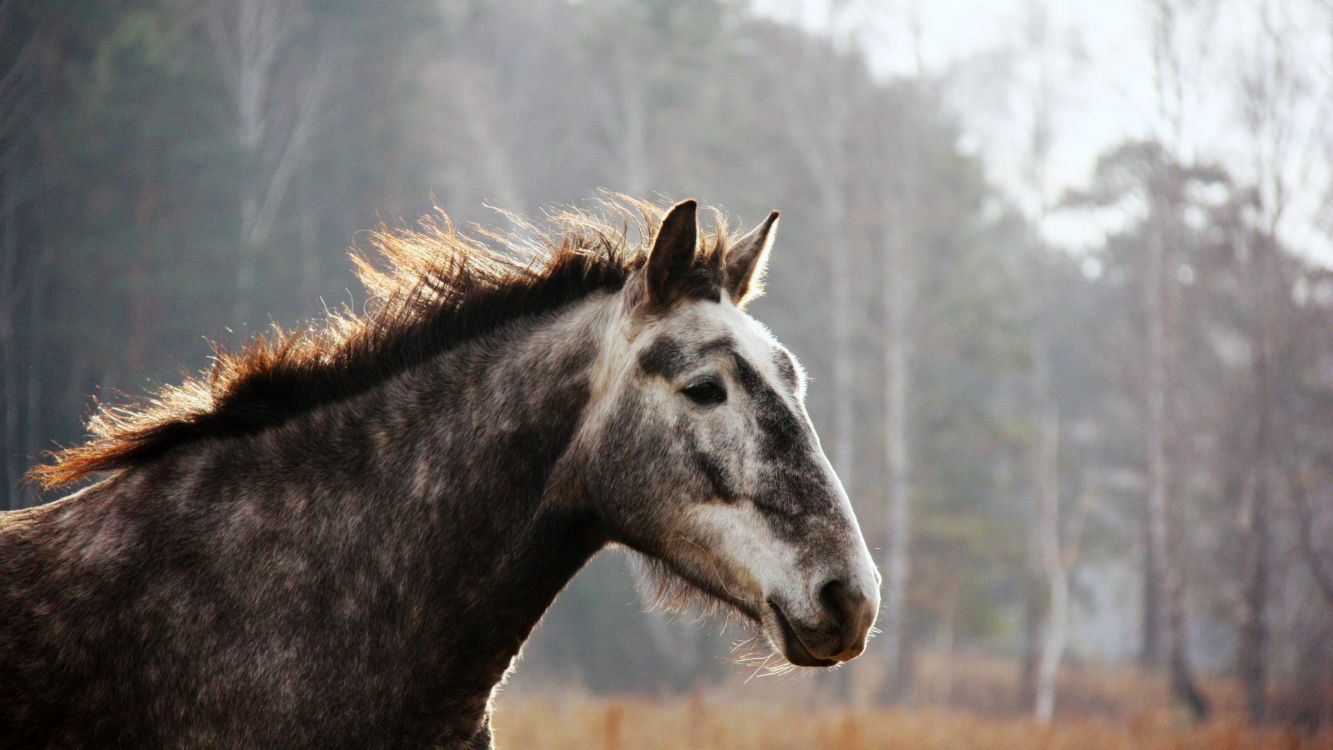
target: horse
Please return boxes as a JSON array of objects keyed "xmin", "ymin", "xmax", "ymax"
[{"xmin": 1, "ymin": 198, "xmax": 879, "ymax": 748}]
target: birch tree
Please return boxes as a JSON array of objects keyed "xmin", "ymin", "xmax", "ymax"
[
  {"xmin": 1144, "ymin": 0, "xmax": 1215, "ymax": 718},
  {"xmin": 872, "ymin": 4, "xmax": 927, "ymax": 704},
  {"xmin": 1231, "ymin": 0, "xmax": 1324, "ymax": 720},
  {"xmin": 878, "ymin": 141, "xmax": 915, "ymax": 703},
  {"xmin": 1028, "ymin": 357, "xmax": 1095, "ymax": 722},
  {"xmin": 1001, "ymin": 1, "xmax": 1094, "ymax": 716}
]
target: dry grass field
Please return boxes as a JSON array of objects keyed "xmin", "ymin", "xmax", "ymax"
[
  {"xmin": 495, "ymin": 655, "xmax": 1333, "ymax": 750},
  {"xmin": 495, "ymin": 695, "xmax": 1331, "ymax": 750}
]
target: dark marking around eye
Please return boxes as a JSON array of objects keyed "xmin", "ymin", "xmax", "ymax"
[
  {"xmin": 731, "ymin": 353, "xmax": 807, "ymax": 459},
  {"xmin": 696, "ymin": 336, "xmax": 737, "ymax": 358},
  {"xmin": 638, "ymin": 336, "xmax": 688, "ymax": 378},
  {"xmin": 750, "ymin": 489, "xmax": 804, "ymax": 520},
  {"xmin": 639, "ymin": 335, "xmax": 741, "ymax": 380}
]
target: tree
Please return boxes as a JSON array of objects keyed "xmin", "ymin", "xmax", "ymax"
[
  {"xmin": 1230, "ymin": 0, "xmax": 1325, "ymax": 721},
  {"xmin": 1064, "ymin": 141, "xmax": 1227, "ymax": 719},
  {"xmin": 863, "ymin": 5, "xmax": 927, "ymax": 704}
]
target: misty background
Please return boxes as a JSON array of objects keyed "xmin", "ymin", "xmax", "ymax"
[{"xmin": 3, "ymin": 0, "xmax": 1332, "ymax": 732}]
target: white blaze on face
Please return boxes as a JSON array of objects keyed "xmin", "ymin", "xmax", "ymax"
[
  {"xmin": 686, "ymin": 468, "xmax": 879, "ymax": 631},
  {"xmin": 687, "ymin": 502, "xmax": 798, "ymax": 608}
]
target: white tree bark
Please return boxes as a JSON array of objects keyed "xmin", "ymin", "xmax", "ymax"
[
  {"xmin": 881, "ymin": 215, "xmax": 912, "ymax": 700},
  {"xmin": 1032, "ymin": 398, "xmax": 1067, "ymax": 722},
  {"xmin": 1144, "ymin": 0, "xmax": 1215, "ymax": 718},
  {"xmin": 1143, "ymin": 196, "xmax": 1170, "ymax": 671},
  {"xmin": 1008, "ymin": 3, "xmax": 1087, "ymax": 718},
  {"xmin": 878, "ymin": 110, "xmax": 920, "ymax": 698},
  {"xmin": 1033, "ymin": 401, "xmax": 1064, "ymax": 723},
  {"xmin": 1031, "ymin": 355, "xmax": 1094, "ymax": 723}
]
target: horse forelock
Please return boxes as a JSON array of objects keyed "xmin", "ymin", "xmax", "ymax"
[{"xmin": 29, "ymin": 195, "xmax": 736, "ymax": 490}]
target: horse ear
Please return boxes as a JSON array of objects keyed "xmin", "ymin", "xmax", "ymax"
[
  {"xmin": 724, "ymin": 210, "xmax": 779, "ymax": 306},
  {"xmin": 645, "ymin": 199, "xmax": 699, "ymax": 309}
]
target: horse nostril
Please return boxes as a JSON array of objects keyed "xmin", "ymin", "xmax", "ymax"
[{"xmin": 818, "ymin": 578, "xmax": 857, "ymax": 623}]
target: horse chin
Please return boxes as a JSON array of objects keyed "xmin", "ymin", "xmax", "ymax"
[
  {"xmin": 762, "ymin": 599, "xmax": 841, "ymax": 668},
  {"xmin": 630, "ymin": 551, "xmax": 850, "ymax": 669}
]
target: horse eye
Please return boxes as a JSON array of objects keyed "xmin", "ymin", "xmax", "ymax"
[{"xmin": 682, "ymin": 378, "xmax": 727, "ymax": 406}]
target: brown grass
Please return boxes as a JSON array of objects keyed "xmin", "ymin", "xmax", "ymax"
[
  {"xmin": 494, "ymin": 692, "xmax": 1333, "ymax": 750},
  {"xmin": 495, "ymin": 654, "xmax": 1333, "ymax": 749}
]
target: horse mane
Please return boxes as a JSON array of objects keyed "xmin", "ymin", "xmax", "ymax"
[{"xmin": 30, "ymin": 195, "xmax": 731, "ymax": 490}]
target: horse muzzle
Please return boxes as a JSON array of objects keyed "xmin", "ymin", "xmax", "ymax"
[{"xmin": 766, "ymin": 577, "xmax": 877, "ymax": 667}]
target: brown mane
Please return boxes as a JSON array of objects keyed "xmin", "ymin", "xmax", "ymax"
[{"xmin": 29, "ymin": 196, "xmax": 731, "ymax": 490}]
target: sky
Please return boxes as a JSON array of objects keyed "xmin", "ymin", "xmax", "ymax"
[{"xmin": 753, "ymin": 0, "xmax": 1333, "ymax": 263}]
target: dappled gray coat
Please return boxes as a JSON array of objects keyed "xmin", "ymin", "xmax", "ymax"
[{"xmin": 0, "ymin": 198, "xmax": 878, "ymax": 749}]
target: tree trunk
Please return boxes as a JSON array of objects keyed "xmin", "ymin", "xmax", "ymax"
[
  {"xmin": 1034, "ymin": 400, "xmax": 1067, "ymax": 723},
  {"xmin": 880, "ymin": 212, "xmax": 912, "ymax": 703},
  {"xmin": 1144, "ymin": 209, "xmax": 1169, "ymax": 677},
  {"xmin": 1140, "ymin": 499, "xmax": 1163, "ymax": 666},
  {"xmin": 1019, "ymin": 584, "xmax": 1041, "ymax": 711},
  {"xmin": 1239, "ymin": 448, "xmax": 1269, "ymax": 723},
  {"xmin": 1239, "ymin": 232, "xmax": 1276, "ymax": 723},
  {"xmin": 935, "ymin": 577, "xmax": 961, "ymax": 708},
  {"xmin": 1148, "ymin": 197, "xmax": 1208, "ymax": 720}
]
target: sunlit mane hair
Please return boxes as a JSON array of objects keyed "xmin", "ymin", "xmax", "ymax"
[{"xmin": 30, "ymin": 195, "xmax": 733, "ymax": 490}]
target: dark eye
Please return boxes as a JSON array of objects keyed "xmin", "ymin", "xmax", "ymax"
[{"xmin": 682, "ymin": 378, "xmax": 727, "ymax": 406}]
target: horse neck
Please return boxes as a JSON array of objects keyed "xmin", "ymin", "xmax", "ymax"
[
  {"xmin": 170, "ymin": 292, "xmax": 614, "ymax": 718},
  {"xmin": 352, "ymin": 292, "xmax": 614, "ymax": 643},
  {"xmin": 383, "ymin": 294, "xmax": 615, "ymax": 657}
]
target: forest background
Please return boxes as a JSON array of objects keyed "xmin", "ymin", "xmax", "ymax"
[{"xmin": 3, "ymin": 0, "xmax": 1332, "ymax": 743}]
